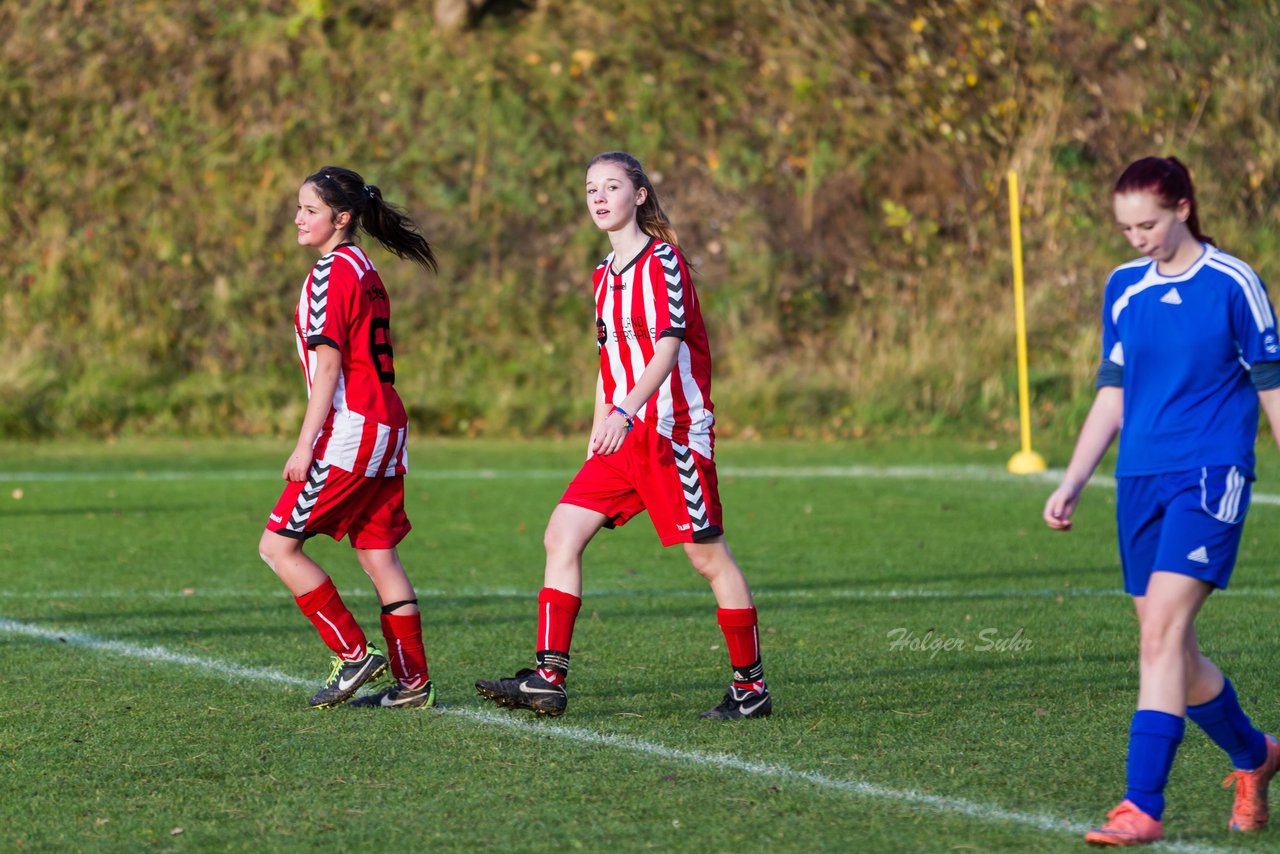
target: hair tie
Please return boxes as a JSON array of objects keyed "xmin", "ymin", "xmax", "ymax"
[{"xmin": 364, "ymin": 184, "xmax": 375, "ymax": 198}]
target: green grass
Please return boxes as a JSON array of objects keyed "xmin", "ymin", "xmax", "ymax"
[{"xmin": 3, "ymin": 439, "xmax": 1280, "ymax": 852}]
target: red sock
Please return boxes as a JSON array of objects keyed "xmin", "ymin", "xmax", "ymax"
[
  {"xmin": 717, "ymin": 607, "xmax": 765, "ymax": 693},
  {"xmin": 295, "ymin": 577, "xmax": 367, "ymax": 661},
  {"xmin": 381, "ymin": 611, "xmax": 430, "ymax": 690},
  {"xmin": 535, "ymin": 587, "xmax": 582, "ymax": 685}
]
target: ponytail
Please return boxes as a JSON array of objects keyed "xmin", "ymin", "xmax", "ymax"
[
  {"xmin": 304, "ymin": 166, "xmax": 439, "ymax": 271},
  {"xmin": 587, "ymin": 151, "xmax": 681, "ymax": 248},
  {"xmin": 1113, "ymin": 156, "xmax": 1215, "ymax": 246}
]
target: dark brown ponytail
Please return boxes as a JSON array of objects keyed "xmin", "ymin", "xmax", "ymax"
[{"xmin": 304, "ymin": 166, "xmax": 439, "ymax": 271}]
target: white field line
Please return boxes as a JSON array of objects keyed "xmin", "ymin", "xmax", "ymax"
[
  {"xmin": 5, "ymin": 463, "xmax": 1280, "ymax": 507},
  {"xmin": 4, "ymin": 585, "xmax": 1280, "ymax": 603},
  {"xmin": 0, "ymin": 465, "xmax": 1096, "ymax": 484},
  {"xmin": 0, "ymin": 616, "xmax": 1237, "ymax": 854},
  {"xmin": 0, "ymin": 469, "xmax": 566, "ymax": 482}
]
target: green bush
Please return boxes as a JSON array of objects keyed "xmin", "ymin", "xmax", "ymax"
[{"xmin": 2, "ymin": 0, "xmax": 1278, "ymax": 441}]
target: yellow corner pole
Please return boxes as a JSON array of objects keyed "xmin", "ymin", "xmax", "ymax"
[{"xmin": 1006, "ymin": 169, "xmax": 1046, "ymax": 474}]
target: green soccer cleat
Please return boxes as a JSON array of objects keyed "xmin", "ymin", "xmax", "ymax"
[{"xmin": 309, "ymin": 645, "xmax": 388, "ymax": 709}]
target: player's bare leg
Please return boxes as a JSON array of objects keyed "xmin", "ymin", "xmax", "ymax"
[
  {"xmin": 685, "ymin": 536, "xmax": 771, "ymax": 720},
  {"xmin": 542, "ymin": 502, "xmax": 608, "ymax": 596},
  {"xmin": 1133, "ymin": 572, "xmax": 1214, "ymax": 715},
  {"xmin": 683, "ymin": 536, "xmax": 753, "ymax": 609},
  {"xmin": 258, "ymin": 529, "xmax": 327, "ymax": 596},
  {"xmin": 259, "ymin": 530, "xmax": 386, "ymax": 708},
  {"xmin": 1136, "ymin": 575, "xmax": 1280, "ymax": 833},
  {"xmin": 476, "ymin": 503, "xmax": 606, "ymax": 715},
  {"xmin": 348, "ymin": 547, "xmax": 434, "ymax": 709},
  {"xmin": 1088, "ymin": 573, "xmax": 1214, "ymax": 844},
  {"xmin": 355, "ymin": 547, "xmax": 417, "ymax": 613}
]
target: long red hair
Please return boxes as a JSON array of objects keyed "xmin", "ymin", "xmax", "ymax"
[{"xmin": 1113, "ymin": 156, "xmax": 1214, "ymax": 246}]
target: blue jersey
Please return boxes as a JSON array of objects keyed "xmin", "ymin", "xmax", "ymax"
[{"xmin": 1101, "ymin": 244, "xmax": 1279, "ymax": 478}]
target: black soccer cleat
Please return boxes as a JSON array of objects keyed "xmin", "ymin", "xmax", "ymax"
[
  {"xmin": 349, "ymin": 680, "xmax": 435, "ymax": 709},
  {"xmin": 699, "ymin": 684, "xmax": 773, "ymax": 720},
  {"xmin": 309, "ymin": 645, "xmax": 388, "ymax": 709},
  {"xmin": 475, "ymin": 668, "xmax": 568, "ymax": 716}
]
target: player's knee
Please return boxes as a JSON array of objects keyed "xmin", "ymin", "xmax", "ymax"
[
  {"xmin": 685, "ymin": 552, "xmax": 712, "ymax": 579},
  {"xmin": 684, "ymin": 542, "xmax": 721, "ymax": 579},
  {"xmin": 1137, "ymin": 615, "xmax": 1185, "ymax": 661},
  {"xmin": 259, "ymin": 529, "xmax": 298, "ymax": 571},
  {"xmin": 543, "ymin": 528, "xmax": 572, "ymax": 560},
  {"xmin": 257, "ymin": 531, "xmax": 279, "ymax": 568},
  {"xmin": 543, "ymin": 520, "xmax": 585, "ymax": 560},
  {"xmin": 355, "ymin": 548, "xmax": 401, "ymax": 576}
]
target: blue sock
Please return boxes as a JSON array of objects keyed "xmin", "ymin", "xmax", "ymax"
[
  {"xmin": 1123, "ymin": 710, "xmax": 1185, "ymax": 821},
  {"xmin": 1186, "ymin": 679, "xmax": 1268, "ymax": 770}
]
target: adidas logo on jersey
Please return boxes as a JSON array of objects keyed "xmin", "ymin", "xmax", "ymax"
[
  {"xmin": 1160, "ymin": 287, "xmax": 1183, "ymax": 305},
  {"xmin": 1186, "ymin": 546, "xmax": 1210, "ymax": 564}
]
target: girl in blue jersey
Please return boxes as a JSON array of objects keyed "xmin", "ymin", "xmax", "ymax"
[{"xmin": 1044, "ymin": 156, "xmax": 1280, "ymax": 846}]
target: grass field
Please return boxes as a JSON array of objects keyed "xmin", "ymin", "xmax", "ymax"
[{"xmin": 3, "ymin": 438, "xmax": 1280, "ymax": 852}]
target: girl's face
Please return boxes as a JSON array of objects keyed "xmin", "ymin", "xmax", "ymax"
[
  {"xmin": 1113, "ymin": 190, "xmax": 1192, "ymax": 264},
  {"xmin": 585, "ymin": 161, "xmax": 646, "ymax": 233},
  {"xmin": 295, "ymin": 183, "xmax": 348, "ymax": 253}
]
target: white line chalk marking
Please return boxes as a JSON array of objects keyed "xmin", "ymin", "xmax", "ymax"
[{"xmin": 4, "ymin": 464, "xmax": 1279, "ymax": 507}]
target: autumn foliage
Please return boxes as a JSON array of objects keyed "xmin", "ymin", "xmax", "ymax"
[{"xmin": 3, "ymin": 1, "xmax": 1278, "ymax": 439}]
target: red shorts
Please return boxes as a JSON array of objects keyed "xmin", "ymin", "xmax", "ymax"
[
  {"xmin": 561, "ymin": 419, "xmax": 723, "ymax": 546},
  {"xmin": 265, "ymin": 462, "xmax": 411, "ymax": 549}
]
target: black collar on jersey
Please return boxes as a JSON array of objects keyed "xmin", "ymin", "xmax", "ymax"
[
  {"xmin": 610, "ymin": 236, "xmax": 656, "ymax": 277},
  {"xmin": 320, "ymin": 241, "xmax": 359, "ymax": 259}
]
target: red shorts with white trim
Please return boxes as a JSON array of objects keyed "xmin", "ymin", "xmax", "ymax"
[
  {"xmin": 265, "ymin": 462, "xmax": 411, "ymax": 549},
  {"xmin": 560, "ymin": 419, "xmax": 723, "ymax": 546}
]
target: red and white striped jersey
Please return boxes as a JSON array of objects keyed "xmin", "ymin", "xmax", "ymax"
[
  {"xmin": 594, "ymin": 238, "xmax": 715, "ymax": 457},
  {"xmin": 294, "ymin": 243, "xmax": 408, "ymax": 477}
]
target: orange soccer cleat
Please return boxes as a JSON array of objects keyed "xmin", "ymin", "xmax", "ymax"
[
  {"xmin": 1084, "ymin": 800, "xmax": 1163, "ymax": 847},
  {"xmin": 1224, "ymin": 733, "xmax": 1280, "ymax": 832}
]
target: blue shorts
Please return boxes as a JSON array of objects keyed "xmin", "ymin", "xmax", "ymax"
[{"xmin": 1116, "ymin": 466, "xmax": 1251, "ymax": 596}]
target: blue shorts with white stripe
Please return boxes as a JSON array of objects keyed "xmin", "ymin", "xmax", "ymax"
[{"xmin": 1116, "ymin": 466, "xmax": 1251, "ymax": 595}]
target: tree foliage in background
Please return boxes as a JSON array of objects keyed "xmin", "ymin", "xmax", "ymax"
[{"xmin": 2, "ymin": 0, "xmax": 1278, "ymax": 441}]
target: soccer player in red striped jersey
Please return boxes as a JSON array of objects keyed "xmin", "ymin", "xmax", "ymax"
[
  {"xmin": 476, "ymin": 151, "xmax": 771, "ymax": 720},
  {"xmin": 259, "ymin": 166, "xmax": 439, "ymax": 710}
]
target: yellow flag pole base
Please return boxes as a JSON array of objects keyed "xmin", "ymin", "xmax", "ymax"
[{"xmin": 1007, "ymin": 450, "xmax": 1047, "ymax": 474}]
